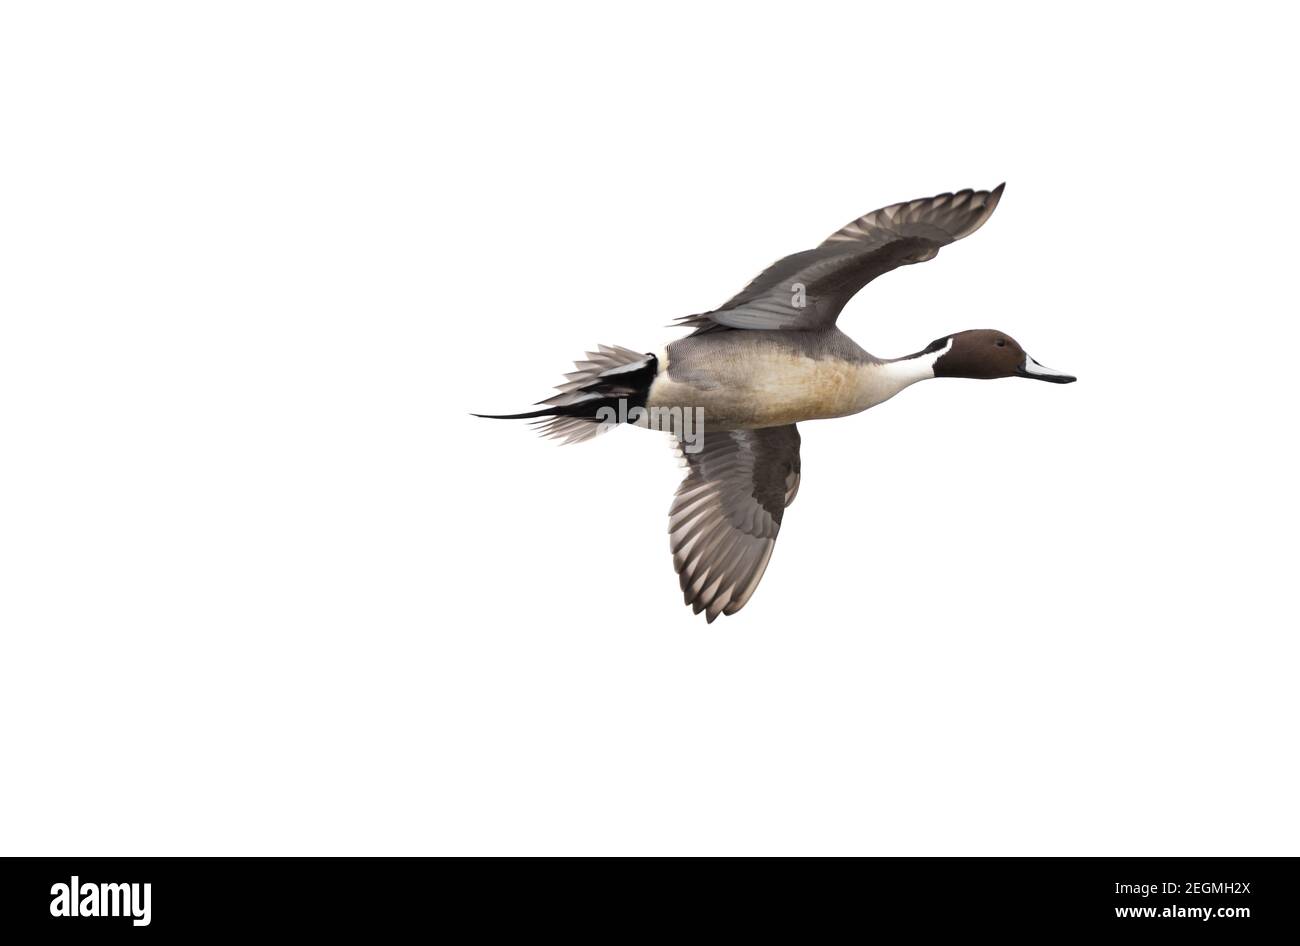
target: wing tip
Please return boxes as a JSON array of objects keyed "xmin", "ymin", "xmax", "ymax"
[
  {"xmin": 986, "ymin": 181, "xmax": 1006, "ymax": 212},
  {"xmin": 951, "ymin": 182, "xmax": 1007, "ymax": 241}
]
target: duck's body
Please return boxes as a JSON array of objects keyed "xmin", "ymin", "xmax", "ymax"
[
  {"xmin": 477, "ymin": 185, "xmax": 1075, "ymax": 622},
  {"xmin": 645, "ymin": 329, "xmax": 938, "ymax": 430}
]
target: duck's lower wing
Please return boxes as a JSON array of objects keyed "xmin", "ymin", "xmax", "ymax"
[{"xmin": 669, "ymin": 425, "xmax": 801, "ymax": 622}]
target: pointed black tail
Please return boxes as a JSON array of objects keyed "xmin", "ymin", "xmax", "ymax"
[
  {"xmin": 472, "ymin": 406, "xmax": 565, "ymax": 421},
  {"xmin": 474, "ymin": 345, "xmax": 657, "ymax": 444}
]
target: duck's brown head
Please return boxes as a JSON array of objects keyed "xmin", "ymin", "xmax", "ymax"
[{"xmin": 929, "ymin": 329, "xmax": 1076, "ymax": 383}]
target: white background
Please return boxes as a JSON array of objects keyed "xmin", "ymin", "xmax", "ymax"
[{"xmin": 2, "ymin": 2, "xmax": 1297, "ymax": 856}]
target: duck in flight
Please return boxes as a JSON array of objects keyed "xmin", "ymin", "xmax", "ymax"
[{"xmin": 477, "ymin": 185, "xmax": 1075, "ymax": 622}]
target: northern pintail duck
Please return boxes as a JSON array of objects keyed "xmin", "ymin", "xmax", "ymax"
[{"xmin": 479, "ymin": 185, "xmax": 1075, "ymax": 621}]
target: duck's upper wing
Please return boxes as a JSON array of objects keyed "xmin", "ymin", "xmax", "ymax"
[
  {"xmin": 669, "ymin": 424, "xmax": 801, "ymax": 622},
  {"xmin": 676, "ymin": 185, "xmax": 1004, "ymax": 334}
]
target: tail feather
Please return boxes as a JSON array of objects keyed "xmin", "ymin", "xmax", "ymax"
[
  {"xmin": 529, "ymin": 414, "xmax": 608, "ymax": 445},
  {"xmin": 542, "ymin": 345, "xmax": 650, "ymax": 403},
  {"xmin": 475, "ymin": 344, "xmax": 657, "ymax": 445},
  {"xmin": 471, "ymin": 406, "xmax": 554, "ymax": 420}
]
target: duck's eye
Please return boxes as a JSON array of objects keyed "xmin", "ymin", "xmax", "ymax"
[{"xmin": 995, "ymin": 339, "xmax": 1006, "ymax": 347}]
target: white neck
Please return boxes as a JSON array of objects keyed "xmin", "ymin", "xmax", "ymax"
[{"xmin": 853, "ymin": 339, "xmax": 951, "ymax": 411}]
